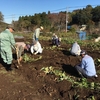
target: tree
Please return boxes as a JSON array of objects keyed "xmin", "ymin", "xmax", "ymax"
[
  {"xmin": 0, "ymin": 11, "xmax": 4, "ymax": 22},
  {"xmin": 72, "ymin": 9, "xmax": 92, "ymax": 25},
  {"xmin": 92, "ymin": 6, "xmax": 100, "ymax": 22}
]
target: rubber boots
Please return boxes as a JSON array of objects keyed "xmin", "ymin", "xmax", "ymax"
[{"xmin": 6, "ymin": 64, "xmax": 12, "ymax": 71}]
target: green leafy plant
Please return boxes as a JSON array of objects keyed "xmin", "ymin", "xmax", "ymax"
[
  {"xmin": 41, "ymin": 66, "xmax": 100, "ymax": 90},
  {"xmin": 95, "ymin": 58, "xmax": 100, "ymax": 67},
  {"xmin": 23, "ymin": 53, "xmax": 42, "ymax": 62}
]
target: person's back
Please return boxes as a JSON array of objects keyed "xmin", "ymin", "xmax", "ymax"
[
  {"xmin": 30, "ymin": 41, "xmax": 43, "ymax": 55},
  {"xmin": 16, "ymin": 42, "xmax": 26, "ymax": 49},
  {"xmin": 70, "ymin": 42, "xmax": 81, "ymax": 56},
  {"xmin": 81, "ymin": 54, "xmax": 96, "ymax": 76},
  {"xmin": 0, "ymin": 29, "xmax": 15, "ymax": 49}
]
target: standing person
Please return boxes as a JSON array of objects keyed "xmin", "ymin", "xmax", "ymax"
[
  {"xmin": 33, "ymin": 26, "xmax": 44, "ymax": 41},
  {"xmin": 70, "ymin": 41, "xmax": 81, "ymax": 56},
  {"xmin": 75, "ymin": 50, "xmax": 98, "ymax": 78},
  {"xmin": 30, "ymin": 40, "xmax": 43, "ymax": 55},
  {"xmin": 78, "ymin": 25, "xmax": 86, "ymax": 40},
  {"xmin": 0, "ymin": 25, "xmax": 16, "ymax": 70}
]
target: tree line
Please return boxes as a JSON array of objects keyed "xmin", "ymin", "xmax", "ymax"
[{"xmin": 0, "ymin": 5, "xmax": 100, "ymax": 33}]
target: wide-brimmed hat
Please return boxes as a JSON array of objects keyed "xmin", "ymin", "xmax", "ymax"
[
  {"xmin": 40, "ymin": 26, "xmax": 44, "ymax": 30},
  {"xmin": 7, "ymin": 24, "xmax": 15, "ymax": 31}
]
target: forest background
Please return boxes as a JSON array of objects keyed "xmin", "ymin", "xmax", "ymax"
[{"xmin": 0, "ymin": 5, "xmax": 100, "ymax": 38}]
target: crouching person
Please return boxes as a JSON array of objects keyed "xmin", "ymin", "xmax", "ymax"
[
  {"xmin": 30, "ymin": 40, "xmax": 43, "ymax": 55},
  {"xmin": 75, "ymin": 50, "xmax": 98, "ymax": 78},
  {"xmin": 52, "ymin": 33, "xmax": 61, "ymax": 47},
  {"xmin": 70, "ymin": 41, "xmax": 81, "ymax": 56}
]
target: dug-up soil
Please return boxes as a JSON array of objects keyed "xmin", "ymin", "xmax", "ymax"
[{"xmin": 0, "ymin": 39, "xmax": 100, "ymax": 100}]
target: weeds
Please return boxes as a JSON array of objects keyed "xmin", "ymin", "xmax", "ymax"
[
  {"xmin": 41, "ymin": 66, "xmax": 100, "ymax": 91},
  {"xmin": 23, "ymin": 53, "xmax": 42, "ymax": 62}
]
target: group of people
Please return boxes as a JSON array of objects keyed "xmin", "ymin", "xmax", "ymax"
[
  {"xmin": 0, "ymin": 25, "xmax": 43, "ymax": 70},
  {"xmin": 0, "ymin": 25, "xmax": 98, "ymax": 79},
  {"xmin": 70, "ymin": 41, "xmax": 98, "ymax": 78}
]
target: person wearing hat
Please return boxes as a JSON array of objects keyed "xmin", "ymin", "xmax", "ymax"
[
  {"xmin": 0, "ymin": 24, "xmax": 16, "ymax": 71},
  {"xmin": 30, "ymin": 40, "xmax": 43, "ymax": 55},
  {"xmin": 70, "ymin": 41, "xmax": 81, "ymax": 56},
  {"xmin": 33, "ymin": 26, "xmax": 44, "ymax": 42},
  {"xmin": 75, "ymin": 50, "xmax": 98, "ymax": 78}
]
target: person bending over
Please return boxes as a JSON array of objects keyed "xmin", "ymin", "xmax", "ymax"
[
  {"xmin": 15, "ymin": 42, "xmax": 29, "ymax": 66},
  {"xmin": 30, "ymin": 40, "xmax": 43, "ymax": 55}
]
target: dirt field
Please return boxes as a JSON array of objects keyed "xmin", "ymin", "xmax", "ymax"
[{"xmin": 0, "ymin": 39, "xmax": 100, "ymax": 100}]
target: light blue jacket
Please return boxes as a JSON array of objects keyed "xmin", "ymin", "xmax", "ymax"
[{"xmin": 81, "ymin": 55, "xmax": 96, "ymax": 76}]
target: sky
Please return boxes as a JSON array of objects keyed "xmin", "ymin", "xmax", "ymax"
[{"xmin": 0, "ymin": 0, "xmax": 100, "ymax": 24}]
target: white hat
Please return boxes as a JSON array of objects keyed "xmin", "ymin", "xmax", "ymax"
[{"xmin": 40, "ymin": 26, "xmax": 44, "ymax": 30}]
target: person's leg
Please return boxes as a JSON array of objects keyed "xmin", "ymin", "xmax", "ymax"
[
  {"xmin": 52, "ymin": 39, "xmax": 55, "ymax": 45},
  {"xmin": 79, "ymin": 32, "xmax": 83, "ymax": 40},
  {"xmin": 70, "ymin": 51, "xmax": 76, "ymax": 56},
  {"xmin": 75, "ymin": 65, "xmax": 87, "ymax": 78},
  {"xmin": 1, "ymin": 50, "xmax": 8, "ymax": 64},
  {"xmin": 55, "ymin": 39, "xmax": 59, "ymax": 46},
  {"xmin": 2, "ymin": 49, "xmax": 13, "ymax": 71},
  {"xmin": 1, "ymin": 47, "xmax": 12, "ymax": 65},
  {"xmin": 5, "ymin": 64, "xmax": 12, "ymax": 71},
  {"xmin": 17, "ymin": 45, "xmax": 24, "ymax": 65},
  {"xmin": 6, "ymin": 51, "xmax": 13, "ymax": 65},
  {"xmin": 18, "ymin": 46, "xmax": 24, "ymax": 58},
  {"xmin": 83, "ymin": 32, "xmax": 86, "ymax": 40},
  {"xmin": 58, "ymin": 39, "xmax": 61, "ymax": 46}
]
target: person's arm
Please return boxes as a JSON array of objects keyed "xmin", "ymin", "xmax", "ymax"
[
  {"xmin": 30, "ymin": 46, "xmax": 34, "ymax": 54},
  {"xmin": 80, "ymin": 59, "xmax": 85, "ymax": 69},
  {"xmin": 9, "ymin": 32, "xmax": 16, "ymax": 50},
  {"xmin": 77, "ymin": 44, "xmax": 81, "ymax": 50}
]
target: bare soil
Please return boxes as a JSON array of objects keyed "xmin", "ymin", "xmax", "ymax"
[{"xmin": 0, "ymin": 39, "xmax": 100, "ymax": 100}]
